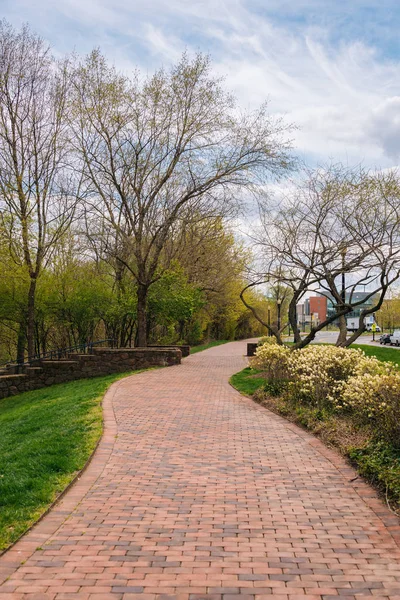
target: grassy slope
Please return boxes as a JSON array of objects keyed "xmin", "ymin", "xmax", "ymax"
[
  {"xmin": 0, "ymin": 372, "xmax": 132, "ymax": 552},
  {"xmin": 190, "ymin": 340, "xmax": 230, "ymax": 354}
]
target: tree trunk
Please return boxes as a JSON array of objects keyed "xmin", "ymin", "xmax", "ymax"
[
  {"xmin": 336, "ymin": 314, "xmax": 347, "ymax": 346},
  {"xmin": 27, "ymin": 276, "xmax": 37, "ymax": 360},
  {"xmin": 288, "ymin": 297, "xmax": 301, "ymax": 344},
  {"xmin": 136, "ymin": 283, "xmax": 148, "ymax": 347},
  {"xmin": 16, "ymin": 319, "xmax": 26, "ymax": 366}
]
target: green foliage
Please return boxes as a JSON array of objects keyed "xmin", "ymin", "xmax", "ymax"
[
  {"xmin": 0, "ymin": 251, "xmax": 29, "ymax": 362},
  {"xmin": 0, "ymin": 372, "xmax": 132, "ymax": 551},
  {"xmin": 149, "ymin": 266, "xmax": 203, "ymax": 331},
  {"xmin": 349, "ymin": 442, "xmax": 400, "ymax": 502},
  {"xmin": 37, "ymin": 262, "xmax": 115, "ymax": 345},
  {"xmin": 186, "ymin": 320, "xmax": 203, "ymax": 346},
  {"xmin": 263, "ymin": 379, "xmax": 288, "ymax": 397},
  {"xmin": 230, "ymin": 366, "xmax": 288, "ymax": 397},
  {"xmin": 0, "ymin": 216, "xmax": 262, "ymax": 358}
]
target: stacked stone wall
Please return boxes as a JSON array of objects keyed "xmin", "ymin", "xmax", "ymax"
[{"xmin": 0, "ymin": 347, "xmax": 182, "ymax": 400}]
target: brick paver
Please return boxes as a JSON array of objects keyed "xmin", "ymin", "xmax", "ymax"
[{"xmin": 1, "ymin": 339, "xmax": 400, "ymax": 599}]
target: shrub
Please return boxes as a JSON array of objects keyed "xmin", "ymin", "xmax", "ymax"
[
  {"xmin": 250, "ymin": 342, "xmax": 290, "ymax": 383},
  {"xmin": 339, "ymin": 372, "xmax": 400, "ymax": 445},
  {"xmin": 251, "ymin": 343, "xmax": 400, "ymax": 445},
  {"xmin": 287, "ymin": 345, "xmax": 369, "ymax": 406},
  {"xmin": 263, "ymin": 379, "xmax": 288, "ymax": 397},
  {"xmin": 257, "ymin": 336, "xmax": 278, "ymax": 346}
]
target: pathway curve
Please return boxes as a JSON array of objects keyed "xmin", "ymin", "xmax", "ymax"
[{"xmin": 1, "ymin": 340, "xmax": 400, "ymax": 599}]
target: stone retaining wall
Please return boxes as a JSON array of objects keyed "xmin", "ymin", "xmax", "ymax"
[
  {"xmin": 148, "ymin": 344, "xmax": 190, "ymax": 357},
  {"xmin": 0, "ymin": 347, "xmax": 182, "ymax": 400}
]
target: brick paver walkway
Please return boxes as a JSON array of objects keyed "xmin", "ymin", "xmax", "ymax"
[{"xmin": 1, "ymin": 340, "xmax": 400, "ymax": 599}]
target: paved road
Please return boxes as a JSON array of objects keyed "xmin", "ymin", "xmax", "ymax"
[
  {"xmin": 294, "ymin": 331, "xmax": 396, "ymax": 348},
  {"xmin": 1, "ymin": 340, "xmax": 400, "ymax": 599}
]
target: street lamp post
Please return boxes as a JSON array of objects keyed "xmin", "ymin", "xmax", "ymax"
[
  {"xmin": 341, "ymin": 247, "xmax": 346, "ymax": 308},
  {"xmin": 277, "ymin": 302, "xmax": 281, "ymax": 332},
  {"xmin": 340, "ymin": 247, "xmax": 347, "ymax": 342},
  {"xmin": 267, "ymin": 308, "xmax": 271, "ymax": 337}
]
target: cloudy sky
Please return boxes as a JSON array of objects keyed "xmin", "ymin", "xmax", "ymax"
[{"xmin": 2, "ymin": 0, "xmax": 400, "ymax": 168}]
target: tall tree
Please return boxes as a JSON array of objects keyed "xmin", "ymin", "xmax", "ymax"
[
  {"xmin": 72, "ymin": 50, "xmax": 294, "ymax": 346},
  {"xmin": 0, "ymin": 21, "xmax": 75, "ymax": 360}
]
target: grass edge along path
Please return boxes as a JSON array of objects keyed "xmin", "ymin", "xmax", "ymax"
[
  {"xmin": 230, "ymin": 352, "xmax": 400, "ymax": 512},
  {"xmin": 190, "ymin": 340, "xmax": 230, "ymax": 354},
  {"xmin": 0, "ymin": 370, "xmax": 140, "ymax": 553}
]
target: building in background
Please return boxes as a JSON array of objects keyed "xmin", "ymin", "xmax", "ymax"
[
  {"xmin": 296, "ymin": 292, "xmax": 380, "ymax": 329},
  {"xmin": 325, "ymin": 291, "xmax": 378, "ymax": 322},
  {"xmin": 296, "ymin": 295, "xmax": 328, "ymax": 329},
  {"xmin": 309, "ymin": 296, "xmax": 327, "ymax": 322}
]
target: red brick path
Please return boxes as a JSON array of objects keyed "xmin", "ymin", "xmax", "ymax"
[{"xmin": 1, "ymin": 340, "xmax": 400, "ymax": 599}]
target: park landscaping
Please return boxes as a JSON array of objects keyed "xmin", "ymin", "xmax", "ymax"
[
  {"xmin": 231, "ymin": 341, "xmax": 400, "ymax": 512},
  {"xmin": 0, "ymin": 371, "xmax": 136, "ymax": 552},
  {"xmin": 0, "ymin": 339, "xmax": 231, "ymax": 552}
]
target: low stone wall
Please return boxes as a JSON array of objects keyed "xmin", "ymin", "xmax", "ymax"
[
  {"xmin": 91, "ymin": 347, "xmax": 182, "ymax": 370},
  {"xmin": 0, "ymin": 347, "xmax": 181, "ymax": 400},
  {"xmin": 148, "ymin": 344, "xmax": 190, "ymax": 358}
]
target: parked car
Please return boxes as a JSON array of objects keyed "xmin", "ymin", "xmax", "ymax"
[
  {"xmin": 379, "ymin": 334, "xmax": 391, "ymax": 345},
  {"xmin": 390, "ymin": 330, "xmax": 400, "ymax": 346}
]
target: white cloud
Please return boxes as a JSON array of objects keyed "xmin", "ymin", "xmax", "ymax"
[
  {"xmin": 368, "ymin": 97, "xmax": 400, "ymax": 160},
  {"xmin": 2, "ymin": 0, "xmax": 400, "ymax": 168}
]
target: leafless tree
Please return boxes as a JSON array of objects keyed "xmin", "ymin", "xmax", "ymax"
[
  {"xmin": 242, "ymin": 165, "xmax": 400, "ymax": 348},
  {"xmin": 0, "ymin": 21, "xmax": 76, "ymax": 361},
  {"xmin": 71, "ymin": 50, "xmax": 295, "ymax": 346}
]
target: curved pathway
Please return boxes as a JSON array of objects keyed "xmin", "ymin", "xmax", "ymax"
[{"xmin": 1, "ymin": 340, "xmax": 400, "ymax": 599}]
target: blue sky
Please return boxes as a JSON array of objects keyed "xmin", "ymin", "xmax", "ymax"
[{"xmin": 2, "ymin": 0, "xmax": 400, "ymax": 168}]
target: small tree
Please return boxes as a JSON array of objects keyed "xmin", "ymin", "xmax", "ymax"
[{"xmin": 243, "ymin": 165, "xmax": 400, "ymax": 349}]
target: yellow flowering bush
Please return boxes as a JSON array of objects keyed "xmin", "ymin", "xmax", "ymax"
[
  {"xmin": 287, "ymin": 345, "xmax": 379, "ymax": 406},
  {"xmin": 352, "ymin": 355, "xmax": 396, "ymax": 377},
  {"xmin": 250, "ymin": 342, "xmax": 400, "ymax": 444},
  {"xmin": 339, "ymin": 372, "xmax": 400, "ymax": 444},
  {"xmin": 257, "ymin": 336, "xmax": 278, "ymax": 346},
  {"xmin": 333, "ymin": 355, "xmax": 397, "ymax": 408},
  {"xmin": 250, "ymin": 342, "xmax": 290, "ymax": 382}
]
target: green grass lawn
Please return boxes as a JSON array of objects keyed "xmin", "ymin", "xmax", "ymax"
[
  {"xmin": 190, "ymin": 340, "xmax": 230, "ymax": 354},
  {"xmin": 0, "ymin": 372, "xmax": 133, "ymax": 552},
  {"xmin": 351, "ymin": 343, "xmax": 400, "ymax": 367},
  {"xmin": 230, "ymin": 367, "xmax": 265, "ymax": 395}
]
